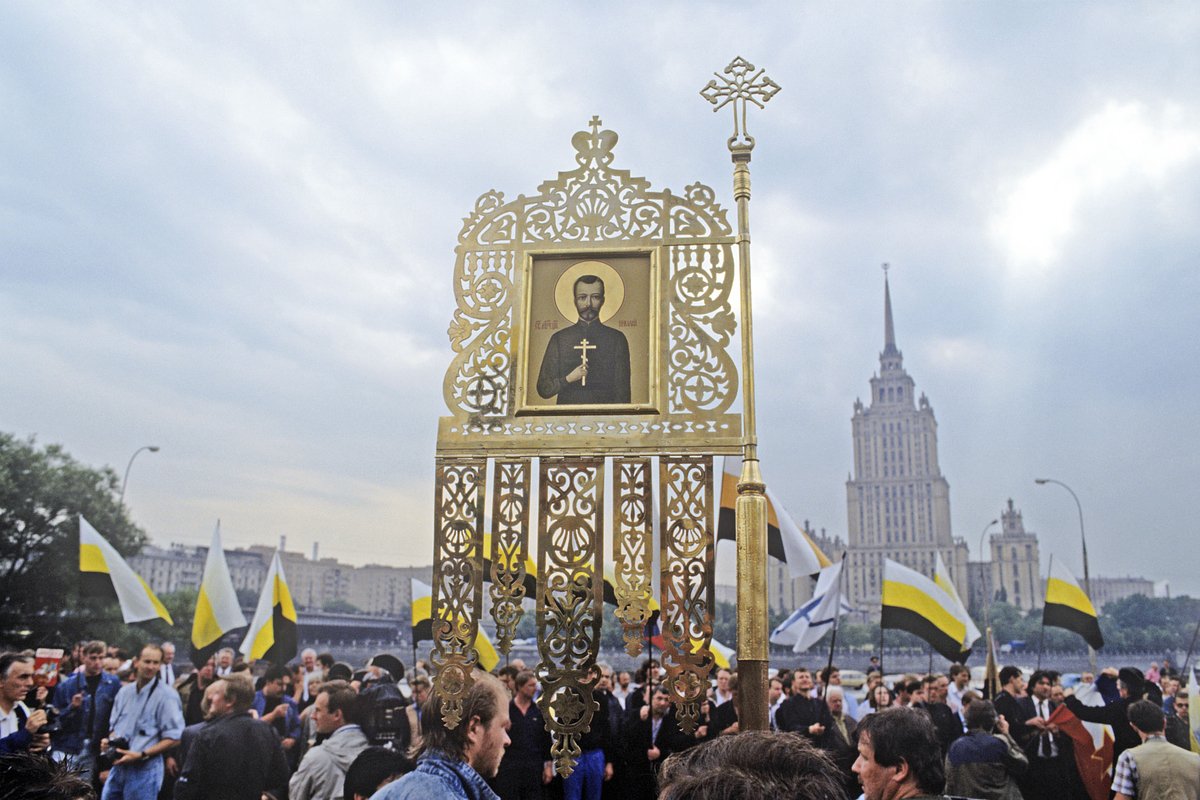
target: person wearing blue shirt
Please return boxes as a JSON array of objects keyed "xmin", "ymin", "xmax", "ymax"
[
  {"xmin": 52, "ymin": 640, "xmax": 121, "ymax": 781},
  {"xmin": 252, "ymin": 663, "xmax": 302, "ymax": 767},
  {"xmin": 101, "ymin": 644, "xmax": 185, "ymax": 800}
]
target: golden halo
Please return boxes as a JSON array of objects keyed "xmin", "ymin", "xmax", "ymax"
[{"xmin": 553, "ymin": 260, "xmax": 625, "ymax": 323}]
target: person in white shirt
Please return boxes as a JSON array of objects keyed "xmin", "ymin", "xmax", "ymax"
[
  {"xmin": 946, "ymin": 663, "xmax": 970, "ymax": 713},
  {"xmin": 158, "ymin": 642, "xmax": 178, "ymax": 685},
  {"xmin": 0, "ymin": 653, "xmax": 50, "ymax": 754}
]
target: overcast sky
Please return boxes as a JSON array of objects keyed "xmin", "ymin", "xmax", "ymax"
[{"xmin": 3, "ymin": 2, "xmax": 1198, "ymax": 598}]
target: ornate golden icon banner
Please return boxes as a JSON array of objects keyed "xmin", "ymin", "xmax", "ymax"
[
  {"xmin": 613, "ymin": 457, "xmax": 654, "ymax": 657},
  {"xmin": 430, "ymin": 459, "xmax": 486, "ymax": 729},
  {"xmin": 536, "ymin": 457, "xmax": 604, "ymax": 777},
  {"xmin": 438, "ymin": 119, "xmax": 742, "ymax": 456},
  {"xmin": 488, "ymin": 459, "xmax": 530, "ymax": 655},
  {"xmin": 659, "ymin": 456, "xmax": 715, "ymax": 735}
]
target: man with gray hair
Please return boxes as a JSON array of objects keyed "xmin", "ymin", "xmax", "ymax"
[
  {"xmin": 944, "ymin": 699, "xmax": 1027, "ymax": 800},
  {"xmin": 174, "ymin": 675, "xmax": 290, "ymax": 800}
]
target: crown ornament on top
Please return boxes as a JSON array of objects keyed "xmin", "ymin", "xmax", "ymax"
[
  {"xmin": 700, "ymin": 57, "xmax": 781, "ymax": 151},
  {"xmin": 571, "ymin": 115, "xmax": 619, "ymax": 167}
]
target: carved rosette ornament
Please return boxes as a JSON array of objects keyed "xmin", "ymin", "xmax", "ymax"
[
  {"xmin": 488, "ymin": 460, "xmax": 530, "ymax": 654},
  {"xmin": 430, "ymin": 459, "xmax": 486, "ymax": 729},
  {"xmin": 536, "ymin": 459, "xmax": 604, "ymax": 776},
  {"xmin": 613, "ymin": 458, "xmax": 654, "ymax": 656},
  {"xmin": 659, "ymin": 456, "xmax": 715, "ymax": 734}
]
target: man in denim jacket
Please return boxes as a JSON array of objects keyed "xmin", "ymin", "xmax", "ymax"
[
  {"xmin": 52, "ymin": 640, "xmax": 121, "ymax": 780},
  {"xmin": 372, "ymin": 671, "xmax": 510, "ymax": 800}
]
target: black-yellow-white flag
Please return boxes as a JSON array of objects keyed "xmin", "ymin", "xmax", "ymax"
[
  {"xmin": 190, "ymin": 521, "xmax": 247, "ymax": 664},
  {"xmin": 411, "ymin": 578, "xmax": 499, "ymax": 671},
  {"xmin": 881, "ymin": 558, "xmax": 972, "ymax": 662},
  {"xmin": 1042, "ymin": 558, "xmax": 1103, "ymax": 650},
  {"xmin": 79, "ymin": 517, "xmax": 173, "ymax": 625},
  {"xmin": 239, "ymin": 551, "xmax": 298, "ymax": 664}
]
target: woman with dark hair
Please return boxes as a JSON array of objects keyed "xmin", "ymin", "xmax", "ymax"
[{"xmin": 861, "ymin": 684, "xmax": 893, "ymax": 717}]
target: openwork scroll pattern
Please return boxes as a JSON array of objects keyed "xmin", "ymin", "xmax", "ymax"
[
  {"xmin": 431, "ymin": 460, "xmax": 486, "ymax": 729},
  {"xmin": 489, "ymin": 460, "xmax": 530, "ymax": 655},
  {"xmin": 659, "ymin": 457, "xmax": 715, "ymax": 734},
  {"xmin": 667, "ymin": 244, "xmax": 737, "ymax": 414},
  {"xmin": 537, "ymin": 459, "xmax": 604, "ymax": 777},
  {"xmin": 613, "ymin": 458, "xmax": 654, "ymax": 656},
  {"xmin": 446, "ymin": 248, "xmax": 515, "ymax": 418}
]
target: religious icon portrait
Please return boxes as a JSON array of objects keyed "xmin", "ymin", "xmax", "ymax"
[{"xmin": 519, "ymin": 252, "xmax": 656, "ymax": 413}]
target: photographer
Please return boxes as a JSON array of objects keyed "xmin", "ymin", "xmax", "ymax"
[
  {"xmin": 100, "ymin": 644, "xmax": 185, "ymax": 799},
  {"xmin": 52, "ymin": 640, "xmax": 122, "ymax": 780},
  {"xmin": 0, "ymin": 653, "xmax": 51, "ymax": 755}
]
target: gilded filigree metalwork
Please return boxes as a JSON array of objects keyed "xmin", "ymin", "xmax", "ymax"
[
  {"xmin": 700, "ymin": 57, "xmax": 781, "ymax": 149},
  {"xmin": 430, "ymin": 459, "xmax": 486, "ymax": 729},
  {"xmin": 659, "ymin": 457, "xmax": 715, "ymax": 734},
  {"xmin": 488, "ymin": 460, "xmax": 530, "ymax": 655},
  {"xmin": 613, "ymin": 458, "xmax": 653, "ymax": 656},
  {"xmin": 668, "ymin": 244, "xmax": 737, "ymax": 414},
  {"xmin": 439, "ymin": 117, "xmax": 742, "ymax": 454},
  {"xmin": 536, "ymin": 458, "xmax": 604, "ymax": 776}
]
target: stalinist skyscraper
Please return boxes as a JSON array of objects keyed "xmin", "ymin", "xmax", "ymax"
[{"xmin": 844, "ymin": 272, "xmax": 969, "ymax": 612}]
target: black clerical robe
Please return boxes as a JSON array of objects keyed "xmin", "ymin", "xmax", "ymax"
[{"xmin": 536, "ymin": 319, "xmax": 631, "ymax": 404}]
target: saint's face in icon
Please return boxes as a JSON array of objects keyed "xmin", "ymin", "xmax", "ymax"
[{"xmin": 574, "ymin": 277, "xmax": 604, "ymax": 322}]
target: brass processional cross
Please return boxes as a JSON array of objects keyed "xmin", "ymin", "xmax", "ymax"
[
  {"xmin": 431, "ymin": 63, "xmax": 778, "ymax": 775},
  {"xmin": 699, "ymin": 57, "xmax": 779, "ymax": 731},
  {"xmin": 573, "ymin": 338, "xmax": 595, "ymax": 386}
]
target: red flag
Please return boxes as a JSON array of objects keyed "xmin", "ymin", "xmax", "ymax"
[{"xmin": 1049, "ymin": 693, "xmax": 1115, "ymax": 800}]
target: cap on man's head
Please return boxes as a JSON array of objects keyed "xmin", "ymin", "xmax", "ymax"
[
  {"xmin": 368, "ymin": 653, "xmax": 405, "ymax": 682},
  {"xmin": 327, "ymin": 662, "xmax": 354, "ymax": 682},
  {"xmin": 1118, "ymin": 667, "xmax": 1145, "ymax": 694}
]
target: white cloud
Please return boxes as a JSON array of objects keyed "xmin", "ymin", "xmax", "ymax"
[{"xmin": 990, "ymin": 101, "xmax": 1200, "ymax": 275}]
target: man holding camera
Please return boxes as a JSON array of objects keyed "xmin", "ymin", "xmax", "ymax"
[
  {"xmin": 101, "ymin": 643, "xmax": 185, "ymax": 799},
  {"xmin": 53, "ymin": 639, "xmax": 122, "ymax": 780},
  {"xmin": 0, "ymin": 653, "xmax": 51, "ymax": 755}
]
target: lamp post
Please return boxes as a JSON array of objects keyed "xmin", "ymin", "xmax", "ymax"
[
  {"xmin": 120, "ymin": 445, "xmax": 160, "ymax": 505},
  {"xmin": 978, "ymin": 518, "xmax": 999, "ymax": 631},
  {"xmin": 1035, "ymin": 477, "xmax": 1095, "ymax": 671}
]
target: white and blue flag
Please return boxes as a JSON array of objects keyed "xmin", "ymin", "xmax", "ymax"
[{"xmin": 770, "ymin": 560, "xmax": 853, "ymax": 653}]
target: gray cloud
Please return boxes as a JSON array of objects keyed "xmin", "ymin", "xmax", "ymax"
[{"xmin": 1, "ymin": 2, "xmax": 1198, "ymax": 596}]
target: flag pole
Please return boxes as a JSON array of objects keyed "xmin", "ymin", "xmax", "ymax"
[
  {"xmin": 820, "ymin": 552, "xmax": 848, "ymax": 699},
  {"xmin": 1181, "ymin": 613, "xmax": 1200, "ymax": 677},
  {"xmin": 1037, "ymin": 555, "xmax": 1052, "ymax": 670}
]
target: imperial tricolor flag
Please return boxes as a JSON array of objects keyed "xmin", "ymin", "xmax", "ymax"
[
  {"xmin": 190, "ymin": 521, "xmax": 247, "ymax": 664},
  {"xmin": 410, "ymin": 578, "xmax": 499, "ymax": 671},
  {"xmin": 934, "ymin": 552, "xmax": 981, "ymax": 655},
  {"xmin": 239, "ymin": 551, "xmax": 298, "ymax": 664},
  {"xmin": 717, "ymin": 461, "xmax": 831, "ymax": 578},
  {"xmin": 880, "ymin": 558, "xmax": 973, "ymax": 662},
  {"xmin": 79, "ymin": 517, "xmax": 173, "ymax": 625},
  {"xmin": 1042, "ymin": 557, "xmax": 1104, "ymax": 650}
]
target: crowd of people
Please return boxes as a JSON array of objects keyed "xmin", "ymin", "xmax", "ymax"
[{"xmin": 1, "ymin": 639, "xmax": 1198, "ymax": 800}]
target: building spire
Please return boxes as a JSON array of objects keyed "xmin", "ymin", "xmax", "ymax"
[{"xmin": 882, "ymin": 263, "xmax": 899, "ymax": 356}]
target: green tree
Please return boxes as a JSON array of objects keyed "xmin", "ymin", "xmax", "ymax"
[
  {"xmin": 0, "ymin": 433, "xmax": 147, "ymax": 648},
  {"xmin": 323, "ymin": 598, "xmax": 363, "ymax": 614}
]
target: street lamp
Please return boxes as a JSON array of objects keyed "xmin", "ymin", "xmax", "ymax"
[
  {"xmin": 1035, "ymin": 477, "xmax": 1094, "ymax": 670},
  {"xmin": 978, "ymin": 518, "xmax": 999, "ymax": 630},
  {"xmin": 120, "ymin": 445, "xmax": 160, "ymax": 505}
]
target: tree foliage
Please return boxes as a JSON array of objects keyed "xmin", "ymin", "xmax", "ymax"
[{"xmin": 0, "ymin": 433, "xmax": 146, "ymax": 648}]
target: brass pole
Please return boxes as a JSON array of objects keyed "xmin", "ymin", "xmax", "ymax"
[
  {"xmin": 732, "ymin": 145, "xmax": 769, "ymax": 731},
  {"xmin": 701, "ymin": 57, "xmax": 779, "ymax": 732}
]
